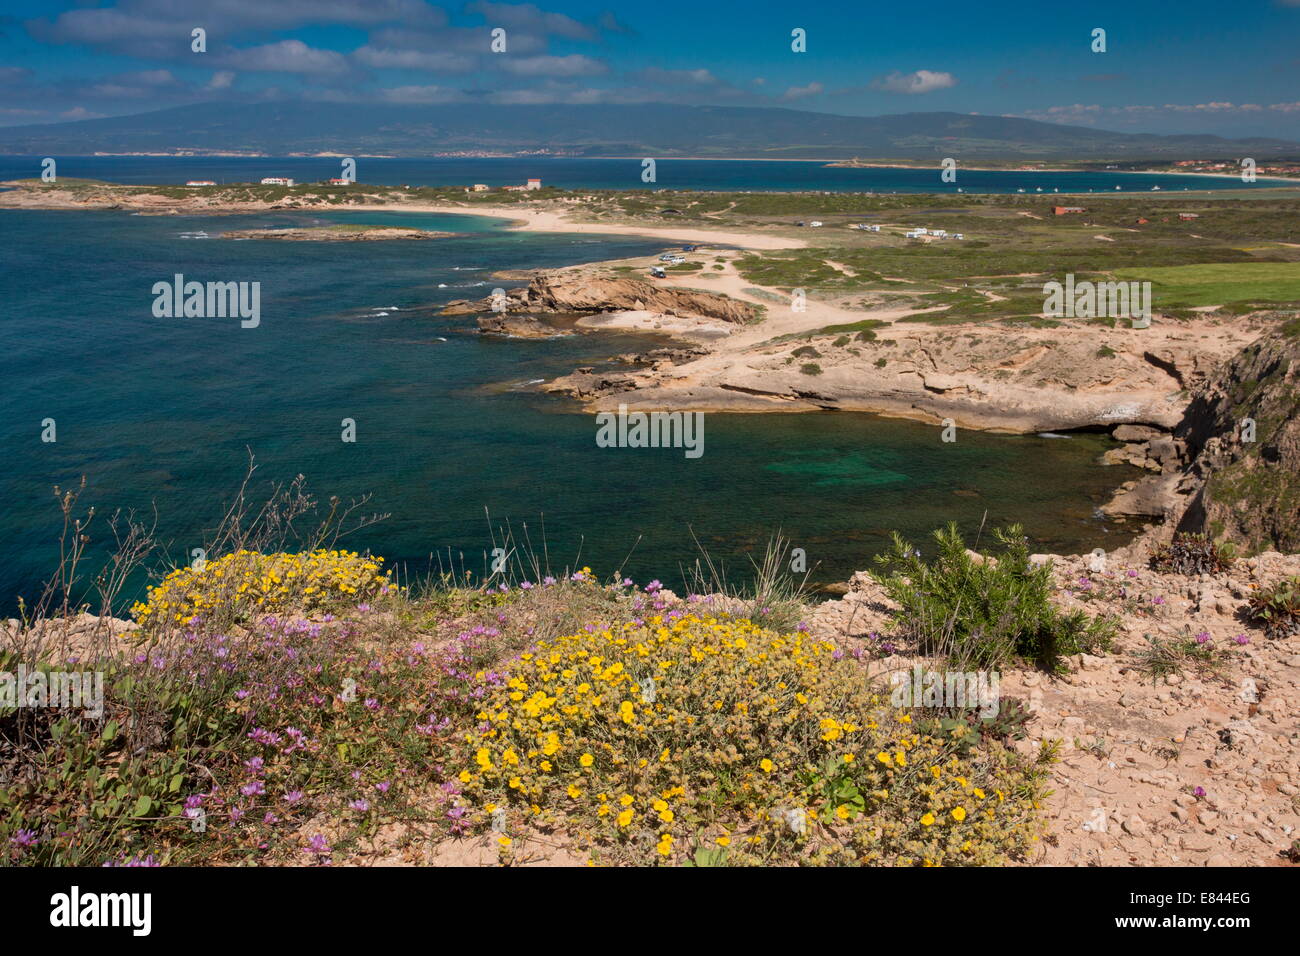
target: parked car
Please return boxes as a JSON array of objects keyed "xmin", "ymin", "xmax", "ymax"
[{"xmin": 650, "ymin": 267, "xmax": 666, "ymax": 278}]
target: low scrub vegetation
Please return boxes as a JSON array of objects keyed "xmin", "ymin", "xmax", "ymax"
[
  {"xmin": 1245, "ymin": 575, "xmax": 1300, "ymax": 639},
  {"xmin": 871, "ymin": 524, "xmax": 1118, "ymax": 670},
  {"xmin": 0, "ymin": 480, "xmax": 1051, "ymax": 867},
  {"xmin": 1149, "ymin": 532, "xmax": 1236, "ymax": 576}
]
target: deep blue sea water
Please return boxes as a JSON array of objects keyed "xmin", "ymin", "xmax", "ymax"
[
  {"xmin": 0, "ymin": 155, "xmax": 1266, "ymax": 194},
  {"xmin": 0, "ymin": 196, "xmax": 1141, "ymax": 614}
]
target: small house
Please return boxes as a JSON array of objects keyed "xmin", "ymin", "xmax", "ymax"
[
  {"xmin": 260, "ymin": 177, "xmax": 295, "ymax": 186},
  {"xmin": 525, "ymin": 179, "xmax": 542, "ymax": 191}
]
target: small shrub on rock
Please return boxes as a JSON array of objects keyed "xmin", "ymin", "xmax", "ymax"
[
  {"xmin": 1246, "ymin": 575, "xmax": 1300, "ymax": 639},
  {"xmin": 1149, "ymin": 533, "xmax": 1236, "ymax": 576},
  {"xmin": 871, "ymin": 524, "xmax": 1117, "ymax": 670},
  {"xmin": 450, "ymin": 614, "xmax": 1045, "ymax": 866}
]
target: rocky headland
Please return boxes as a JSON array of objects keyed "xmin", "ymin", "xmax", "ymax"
[{"xmin": 220, "ymin": 226, "xmax": 450, "ymax": 241}]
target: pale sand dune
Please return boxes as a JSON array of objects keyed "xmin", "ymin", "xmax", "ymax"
[{"xmin": 347, "ymin": 203, "xmax": 807, "ymax": 251}]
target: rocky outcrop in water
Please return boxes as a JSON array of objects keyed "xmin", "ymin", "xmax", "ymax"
[
  {"xmin": 475, "ymin": 313, "xmax": 564, "ymax": 337},
  {"xmin": 442, "ymin": 273, "xmax": 757, "ymax": 325}
]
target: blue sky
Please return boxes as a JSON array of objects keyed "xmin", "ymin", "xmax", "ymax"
[{"xmin": 1, "ymin": 0, "xmax": 1298, "ymax": 138}]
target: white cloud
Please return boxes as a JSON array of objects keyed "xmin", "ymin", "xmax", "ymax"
[
  {"xmin": 222, "ymin": 40, "xmax": 351, "ymax": 75},
  {"xmin": 464, "ymin": 1, "xmax": 596, "ymax": 41},
  {"xmin": 1016, "ymin": 100, "xmax": 1300, "ymax": 124},
  {"xmin": 871, "ymin": 69, "xmax": 957, "ymax": 94},
  {"xmin": 498, "ymin": 54, "xmax": 607, "ymax": 77},
  {"xmin": 633, "ymin": 67, "xmax": 720, "ymax": 86},
  {"xmin": 353, "ymin": 47, "xmax": 477, "ymax": 72},
  {"xmin": 781, "ymin": 81, "xmax": 823, "ymax": 101},
  {"xmin": 379, "ymin": 85, "xmax": 468, "ymax": 104}
]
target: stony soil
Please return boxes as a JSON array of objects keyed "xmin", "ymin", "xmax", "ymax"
[{"xmin": 807, "ymin": 547, "xmax": 1300, "ymax": 867}]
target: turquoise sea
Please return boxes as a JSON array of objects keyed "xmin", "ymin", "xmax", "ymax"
[
  {"xmin": 0, "ymin": 168, "xmax": 1145, "ymax": 613},
  {"xmin": 0, "ymin": 155, "xmax": 1268, "ymax": 194}
]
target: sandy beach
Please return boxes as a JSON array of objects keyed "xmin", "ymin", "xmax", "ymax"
[{"xmin": 348, "ymin": 202, "xmax": 808, "ymax": 250}]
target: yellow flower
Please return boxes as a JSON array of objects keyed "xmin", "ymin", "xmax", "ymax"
[
  {"xmin": 951, "ymin": 806, "xmax": 967, "ymax": 822},
  {"xmin": 566, "ymin": 785, "xmax": 582, "ymax": 799},
  {"xmin": 841, "ymin": 754, "xmax": 855, "ymax": 764},
  {"xmin": 498, "ymin": 836, "xmax": 512, "ymax": 848},
  {"xmin": 619, "ymin": 794, "xmax": 635, "ymax": 807},
  {"xmin": 616, "ymin": 809, "xmax": 634, "ymax": 827},
  {"xmin": 653, "ymin": 799, "xmax": 668, "ymax": 812},
  {"xmin": 920, "ymin": 812, "xmax": 936, "ymax": 826},
  {"xmin": 658, "ymin": 809, "xmax": 674, "ymax": 823},
  {"xmin": 579, "ymin": 753, "xmax": 594, "ymax": 767},
  {"xmin": 759, "ymin": 758, "xmax": 774, "ymax": 773},
  {"xmin": 656, "ymin": 834, "xmax": 673, "ymax": 857},
  {"xmin": 835, "ymin": 804, "xmax": 851, "ymax": 820}
]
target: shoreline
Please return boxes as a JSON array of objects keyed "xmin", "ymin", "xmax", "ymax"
[
  {"xmin": 9, "ymin": 153, "xmax": 1297, "ymax": 182},
  {"xmin": 346, "ymin": 203, "xmax": 807, "ymax": 250}
]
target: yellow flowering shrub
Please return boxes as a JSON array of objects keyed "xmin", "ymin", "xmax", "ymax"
[
  {"xmin": 130, "ymin": 549, "xmax": 391, "ymax": 628},
  {"xmin": 451, "ymin": 613, "xmax": 1044, "ymax": 866}
]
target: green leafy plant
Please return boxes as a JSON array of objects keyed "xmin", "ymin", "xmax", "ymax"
[
  {"xmin": 1133, "ymin": 631, "xmax": 1226, "ymax": 680},
  {"xmin": 1245, "ymin": 575, "xmax": 1300, "ymax": 639},
  {"xmin": 871, "ymin": 523, "xmax": 1117, "ymax": 670},
  {"xmin": 1149, "ymin": 532, "xmax": 1236, "ymax": 575}
]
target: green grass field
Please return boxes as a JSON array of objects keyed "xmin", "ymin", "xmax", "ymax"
[{"xmin": 1114, "ymin": 262, "xmax": 1300, "ymax": 308}]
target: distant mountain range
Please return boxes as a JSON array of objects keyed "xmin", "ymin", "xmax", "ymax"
[{"xmin": 0, "ymin": 102, "xmax": 1295, "ymax": 160}]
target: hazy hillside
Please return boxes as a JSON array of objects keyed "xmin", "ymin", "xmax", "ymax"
[{"xmin": 0, "ymin": 102, "xmax": 1295, "ymax": 159}]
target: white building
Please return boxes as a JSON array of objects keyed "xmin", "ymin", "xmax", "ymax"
[
  {"xmin": 260, "ymin": 177, "xmax": 295, "ymax": 186},
  {"xmin": 185, "ymin": 180, "xmax": 216, "ymax": 186},
  {"xmin": 525, "ymin": 178, "xmax": 542, "ymax": 190}
]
